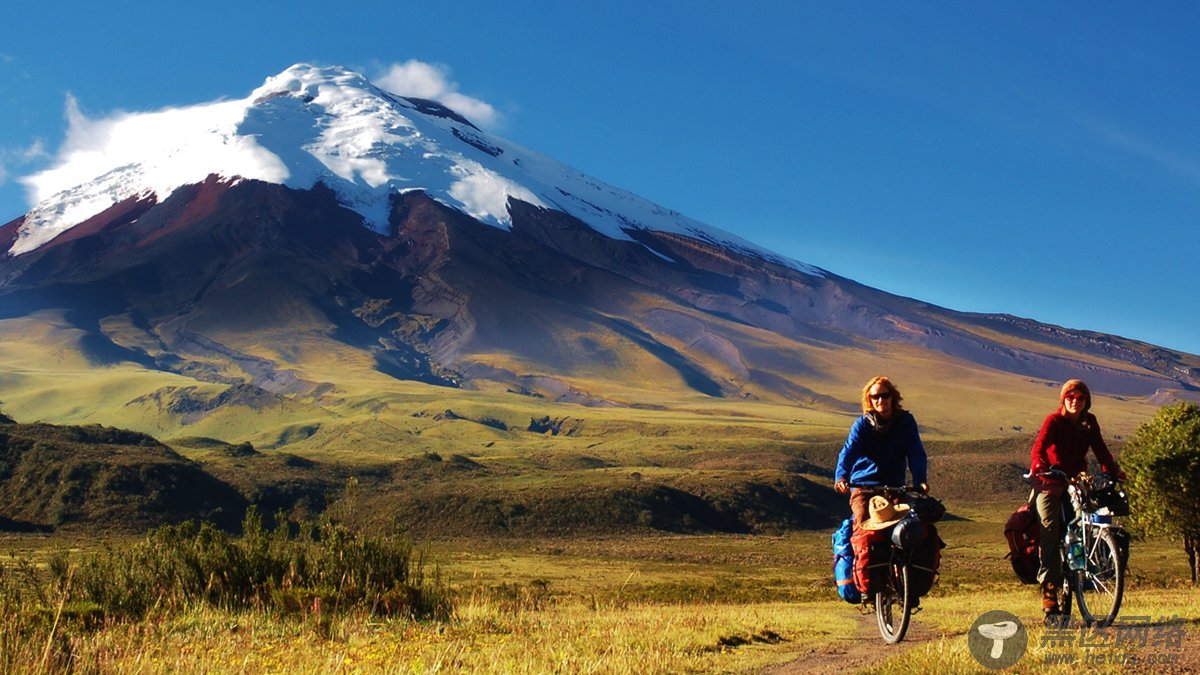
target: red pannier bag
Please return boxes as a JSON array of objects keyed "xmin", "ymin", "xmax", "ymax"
[
  {"xmin": 1004, "ymin": 502, "xmax": 1041, "ymax": 584},
  {"xmin": 851, "ymin": 525, "xmax": 891, "ymax": 595}
]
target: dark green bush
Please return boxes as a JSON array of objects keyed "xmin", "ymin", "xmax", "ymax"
[{"xmin": 58, "ymin": 508, "xmax": 450, "ymax": 620}]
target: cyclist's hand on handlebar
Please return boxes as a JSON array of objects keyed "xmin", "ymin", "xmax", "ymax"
[
  {"xmin": 834, "ymin": 479, "xmax": 849, "ymax": 494},
  {"xmin": 1038, "ymin": 466, "xmax": 1068, "ymax": 479}
]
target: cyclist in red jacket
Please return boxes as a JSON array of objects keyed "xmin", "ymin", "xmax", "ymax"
[{"xmin": 1029, "ymin": 379, "xmax": 1124, "ymax": 622}]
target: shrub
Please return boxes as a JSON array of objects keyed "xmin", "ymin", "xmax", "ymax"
[
  {"xmin": 1121, "ymin": 402, "xmax": 1200, "ymax": 582},
  {"xmin": 57, "ymin": 508, "xmax": 451, "ymax": 620}
]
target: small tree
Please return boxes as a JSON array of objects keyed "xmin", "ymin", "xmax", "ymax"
[{"xmin": 1121, "ymin": 402, "xmax": 1200, "ymax": 583}]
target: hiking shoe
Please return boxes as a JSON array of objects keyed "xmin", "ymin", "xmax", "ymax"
[{"xmin": 1041, "ymin": 581, "xmax": 1059, "ymax": 612}]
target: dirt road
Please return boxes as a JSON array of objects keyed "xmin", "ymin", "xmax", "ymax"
[
  {"xmin": 765, "ymin": 612, "xmax": 1200, "ymax": 674},
  {"xmin": 764, "ymin": 609, "xmax": 942, "ymax": 674}
]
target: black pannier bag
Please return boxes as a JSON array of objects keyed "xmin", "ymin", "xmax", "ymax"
[{"xmin": 893, "ymin": 518, "xmax": 944, "ymax": 598}]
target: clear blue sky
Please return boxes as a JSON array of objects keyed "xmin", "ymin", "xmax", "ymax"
[{"xmin": 2, "ymin": 2, "xmax": 1198, "ymax": 356}]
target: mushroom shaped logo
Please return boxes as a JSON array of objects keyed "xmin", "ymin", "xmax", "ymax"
[
  {"xmin": 978, "ymin": 620, "xmax": 1019, "ymax": 659},
  {"xmin": 968, "ymin": 611, "xmax": 1026, "ymax": 669}
]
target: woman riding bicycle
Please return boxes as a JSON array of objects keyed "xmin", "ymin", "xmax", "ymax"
[
  {"xmin": 834, "ymin": 376, "xmax": 929, "ymax": 526},
  {"xmin": 1029, "ymin": 379, "xmax": 1124, "ymax": 622}
]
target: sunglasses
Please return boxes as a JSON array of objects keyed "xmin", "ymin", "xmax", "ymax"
[
  {"xmin": 1064, "ymin": 393, "xmax": 1088, "ymax": 402},
  {"xmin": 869, "ymin": 392, "xmax": 892, "ymax": 401}
]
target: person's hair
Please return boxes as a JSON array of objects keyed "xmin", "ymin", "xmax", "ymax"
[
  {"xmin": 861, "ymin": 376, "xmax": 904, "ymax": 414},
  {"xmin": 1060, "ymin": 379, "xmax": 1092, "ymax": 415}
]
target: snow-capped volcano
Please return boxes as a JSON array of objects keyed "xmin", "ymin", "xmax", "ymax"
[
  {"xmin": 0, "ymin": 62, "xmax": 1196, "ymax": 430},
  {"xmin": 13, "ymin": 63, "xmax": 819, "ymax": 275}
]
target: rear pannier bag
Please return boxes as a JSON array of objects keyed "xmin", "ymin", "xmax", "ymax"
[
  {"xmin": 1004, "ymin": 502, "xmax": 1041, "ymax": 584},
  {"xmin": 851, "ymin": 525, "xmax": 891, "ymax": 595},
  {"xmin": 907, "ymin": 522, "xmax": 945, "ymax": 598},
  {"xmin": 832, "ymin": 518, "xmax": 862, "ymax": 604}
]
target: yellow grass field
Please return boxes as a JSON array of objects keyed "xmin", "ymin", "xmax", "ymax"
[{"xmin": 3, "ymin": 507, "xmax": 1197, "ymax": 674}]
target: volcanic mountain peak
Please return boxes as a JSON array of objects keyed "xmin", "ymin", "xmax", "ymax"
[
  {"xmin": 12, "ymin": 64, "xmax": 824, "ymax": 277},
  {"xmin": 3, "ymin": 62, "xmax": 1196, "ymax": 446}
]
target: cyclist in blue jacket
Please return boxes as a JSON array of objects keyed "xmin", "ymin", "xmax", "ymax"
[{"xmin": 834, "ymin": 376, "xmax": 929, "ymax": 526}]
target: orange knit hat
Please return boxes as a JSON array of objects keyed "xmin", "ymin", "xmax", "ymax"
[{"xmin": 1060, "ymin": 379, "xmax": 1091, "ymax": 413}]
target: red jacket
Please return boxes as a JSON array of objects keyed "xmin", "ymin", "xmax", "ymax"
[{"xmin": 1029, "ymin": 411, "xmax": 1119, "ymax": 486}]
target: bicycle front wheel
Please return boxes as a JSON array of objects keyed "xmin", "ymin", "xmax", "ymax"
[
  {"xmin": 1074, "ymin": 528, "xmax": 1124, "ymax": 627},
  {"xmin": 876, "ymin": 563, "xmax": 911, "ymax": 644}
]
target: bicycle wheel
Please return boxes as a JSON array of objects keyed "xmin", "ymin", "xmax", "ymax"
[
  {"xmin": 876, "ymin": 563, "xmax": 911, "ymax": 643},
  {"xmin": 1074, "ymin": 528, "xmax": 1124, "ymax": 627}
]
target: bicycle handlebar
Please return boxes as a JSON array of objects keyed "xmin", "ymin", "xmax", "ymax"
[
  {"xmin": 1024, "ymin": 468, "xmax": 1124, "ymax": 483},
  {"xmin": 847, "ymin": 483, "xmax": 922, "ymax": 493}
]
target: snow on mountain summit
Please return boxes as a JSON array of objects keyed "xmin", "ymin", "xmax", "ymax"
[{"xmin": 13, "ymin": 64, "xmax": 824, "ymax": 276}]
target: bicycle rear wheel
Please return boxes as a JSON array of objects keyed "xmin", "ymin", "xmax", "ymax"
[
  {"xmin": 1074, "ymin": 528, "xmax": 1124, "ymax": 627},
  {"xmin": 876, "ymin": 563, "xmax": 911, "ymax": 643}
]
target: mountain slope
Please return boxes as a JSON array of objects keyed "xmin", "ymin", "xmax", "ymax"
[{"xmin": 0, "ymin": 64, "xmax": 1196, "ymax": 446}]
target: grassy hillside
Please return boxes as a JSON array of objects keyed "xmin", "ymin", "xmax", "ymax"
[
  {"xmin": 0, "ymin": 301, "xmax": 1163, "ymax": 539},
  {"xmin": 0, "ymin": 418, "xmax": 245, "ymax": 532},
  {"xmin": 0, "ymin": 404, "xmax": 1093, "ymax": 538},
  {"xmin": 0, "ymin": 305, "xmax": 1167, "ymax": 459}
]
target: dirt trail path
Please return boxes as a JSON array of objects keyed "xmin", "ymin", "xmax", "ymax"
[
  {"xmin": 765, "ymin": 613, "xmax": 1200, "ymax": 674},
  {"xmin": 764, "ymin": 609, "xmax": 943, "ymax": 674}
]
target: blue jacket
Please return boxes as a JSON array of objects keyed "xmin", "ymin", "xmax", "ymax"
[{"xmin": 834, "ymin": 411, "xmax": 928, "ymax": 487}]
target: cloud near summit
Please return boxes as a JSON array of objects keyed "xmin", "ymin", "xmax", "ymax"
[{"xmin": 373, "ymin": 60, "xmax": 501, "ymax": 129}]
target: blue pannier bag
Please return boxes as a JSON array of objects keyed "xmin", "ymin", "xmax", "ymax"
[{"xmin": 833, "ymin": 517, "xmax": 862, "ymax": 604}]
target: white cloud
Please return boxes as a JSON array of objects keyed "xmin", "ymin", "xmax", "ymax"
[
  {"xmin": 1085, "ymin": 117, "xmax": 1200, "ymax": 187},
  {"xmin": 19, "ymin": 139, "xmax": 46, "ymax": 162},
  {"xmin": 373, "ymin": 60, "xmax": 500, "ymax": 129},
  {"xmin": 17, "ymin": 92, "xmax": 287, "ymax": 219},
  {"xmin": 0, "ymin": 139, "xmax": 48, "ymax": 187}
]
